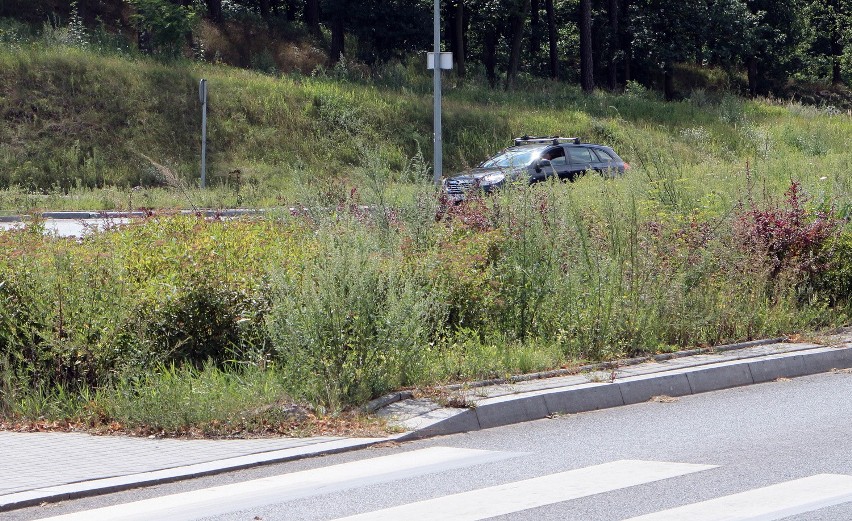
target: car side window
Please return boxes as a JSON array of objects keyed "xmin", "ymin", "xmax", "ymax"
[
  {"xmin": 567, "ymin": 147, "xmax": 594, "ymax": 165},
  {"xmin": 542, "ymin": 146, "xmax": 567, "ymax": 166}
]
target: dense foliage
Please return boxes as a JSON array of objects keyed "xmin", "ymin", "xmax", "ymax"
[{"xmin": 2, "ymin": 0, "xmax": 852, "ymax": 97}]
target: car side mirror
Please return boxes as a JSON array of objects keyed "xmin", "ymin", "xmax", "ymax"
[{"xmin": 535, "ymin": 158, "xmax": 552, "ymax": 172}]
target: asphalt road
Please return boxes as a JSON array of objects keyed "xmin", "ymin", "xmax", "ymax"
[
  {"xmin": 12, "ymin": 370, "xmax": 852, "ymax": 521},
  {"xmin": 0, "ymin": 218, "xmax": 129, "ymax": 237}
]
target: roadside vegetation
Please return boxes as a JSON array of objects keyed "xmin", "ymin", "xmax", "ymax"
[
  {"xmin": 1, "ymin": 176, "xmax": 851, "ymax": 435},
  {"xmin": 1, "ymin": 11, "xmax": 852, "ymax": 436}
]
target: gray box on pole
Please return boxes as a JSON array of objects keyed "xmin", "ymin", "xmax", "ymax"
[{"xmin": 427, "ymin": 52, "xmax": 453, "ymax": 70}]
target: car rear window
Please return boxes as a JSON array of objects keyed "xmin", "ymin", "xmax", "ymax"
[{"xmin": 593, "ymin": 148, "xmax": 617, "ymax": 161}]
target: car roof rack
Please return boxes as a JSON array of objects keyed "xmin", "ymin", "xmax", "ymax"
[{"xmin": 513, "ymin": 135, "xmax": 581, "ymax": 146}]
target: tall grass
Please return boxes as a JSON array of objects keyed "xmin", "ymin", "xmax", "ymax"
[
  {"xmin": 102, "ymin": 363, "xmax": 307, "ymax": 435},
  {"xmin": 266, "ymin": 220, "xmax": 443, "ymax": 408}
]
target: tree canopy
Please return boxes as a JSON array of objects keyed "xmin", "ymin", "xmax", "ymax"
[{"xmin": 4, "ymin": 0, "xmax": 851, "ymax": 97}]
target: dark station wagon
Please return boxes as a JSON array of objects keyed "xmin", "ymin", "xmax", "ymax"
[{"xmin": 443, "ymin": 136, "xmax": 630, "ymax": 201}]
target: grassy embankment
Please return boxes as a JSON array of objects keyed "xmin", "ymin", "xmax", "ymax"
[{"xmin": 1, "ymin": 44, "xmax": 851, "ymax": 436}]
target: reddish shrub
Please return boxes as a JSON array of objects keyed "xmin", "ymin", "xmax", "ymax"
[
  {"xmin": 734, "ymin": 181, "xmax": 838, "ymax": 281},
  {"xmin": 438, "ymin": 194, "xmax": 496, "ymax": 233}
]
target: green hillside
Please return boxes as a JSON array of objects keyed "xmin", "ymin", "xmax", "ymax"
[{"xmin": 2, "ymin": 44, "xmax": 852, "ymax": 217}]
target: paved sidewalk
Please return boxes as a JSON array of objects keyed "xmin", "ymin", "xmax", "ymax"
[
  {"xmin": 2, "ymin": 328, "xmax": 851, "ymax": 512},
  {"xmin": 0, "ymin": 434, "xmax": 388, "ymax": 511}
]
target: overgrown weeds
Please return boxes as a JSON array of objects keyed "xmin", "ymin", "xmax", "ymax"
[{"xmin": 1, "ymin": 177, "xmax": 850, "ymax": 430}]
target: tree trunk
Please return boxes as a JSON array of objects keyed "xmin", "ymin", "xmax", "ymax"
[
  {"xmin": 505, "ymin": 0, "xmax": 530, "ymax": 89},
  {"xmin": 206, "ymin": 0, "xmax": 222, "ymax": 23},
  {"xmin": 695, "ymin": 34, "xmax": 703, "ymax": 65},
  {"xmin": 304, "ymin": 0, "xmax": 321, "ymax": 37},
  {"xmin": 330, "ymin": 15, "xmax": 345, "ymax": 63},
  {"xmin": 621, "ymin": 0, "xmax": 631, "ymax": 83},
  {"xmin": 454, "ymin": 0, "xmax": 466, "ymax": 77},
  {"xmin": 747, "ymin": 56, "xmax": 757, "ymax": 97},
  {"xmin": 663, "ymin": 67, "xmax": 674, "ymax": 100},
  {"xmin": 283, "ymin": 0, "xmax": 297, "ymax": 21},
  {"xmin": 137, "ymin": 30, "xmax": 152, "ymax": 54},
  {"xmin": 530, "ymin": 0, "xmax": 540, "ymax": 58},
  {"xmin": 579, "ymin": 0, "xmax": 594, "ymax": 92},
  {"xmin": 832, "ymin": 34, "xmax": 843, "ymax": 84},
  {"xmin": 484, "ymin": 30, "xmax": 498, "ymax": 88},
  {"xmin": 545, "ymin": 0, "xmax": 558, "ymax": 79},
  {"xmin": 608, "ymin": 0, "xmax": 619, "ymax": 90}
]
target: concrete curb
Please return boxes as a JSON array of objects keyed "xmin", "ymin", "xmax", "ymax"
[
  {"xmin": 0, "ymin": 209, "xmax": 267, "ymax": 222},
  {"xmin": 40, "ymin": 212, "xmax": 102, "ymax": 219},
  {"xmin": 446, "ymin": 337, "xmax": 790, "ymax": 391},
  {"xmin": 365, "ymin": 337, "xmax": 786, "ymax": 413},
  {"xmin": 0, "ymin": 437, "xmax": 394, "ymax": 512},
  {"xmin": 392, "ymin": 344, "xmax": 852, "ymax": 441}
]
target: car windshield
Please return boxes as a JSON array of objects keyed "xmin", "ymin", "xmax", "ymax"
[{"xmin": 479, "ymin": 148, "xmax": 540, "ymax": 169}]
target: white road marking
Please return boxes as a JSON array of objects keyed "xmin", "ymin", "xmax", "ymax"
[
  {"xmin": 622, "ymin": 474, "xmax": 852, "ymax": 521},
  {"xmin": 35, "ymin": 446, "xmax": 515, "ymax": 521},
  {"xmin": 330, "ymin": 459, "xmax": 717, "ymax": 521}
]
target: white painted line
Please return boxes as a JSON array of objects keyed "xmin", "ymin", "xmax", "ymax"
[
  {"xmin": 622, "ymin": 474, "xmax": 852, "ymax": 521},
  {"xmin": 331, "ymin": 459, "xmax": 717, "ymax": 521},
  {"xmin": 35, "ymin": 447, "xmax": 514, "ymax": 521}
]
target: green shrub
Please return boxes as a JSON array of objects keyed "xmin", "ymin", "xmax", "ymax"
[
  {"xmin": 266, "ymin": 222, "xmax": 442, "ymax": 408},
  {"xmin": 122, "ymin": 281, "xmax": 270, "ymax": 371},
  {"xmin": 817, "ymin": 228, "xmax": 852, "ymax": 305},
  {"xmin": 430, "ymin": 203, "xmax": 504, "ymax": 332},
  {"xmin": 0, "ymin": 216, "xmax": 280, "ymax": 391},
  {"xmin": 127, "ymin": 0, "xmax": 200, "ymax": 58},
  {"xmin": 1, "ymin": 191, "xmax": 850, "ymax": 422}
]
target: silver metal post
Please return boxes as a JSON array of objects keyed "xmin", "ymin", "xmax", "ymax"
[
  {"xmin": 200, "ymin": 79, "xmax": 208, "ymax": 189},
  {"xmin": 432, "ymin": 0, "xmax": 442, "ymax": 186}
]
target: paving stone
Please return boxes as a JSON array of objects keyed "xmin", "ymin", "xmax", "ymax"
[{"xmin": 0, "ymin": 432, "xmax": 344, "ymax": 495}]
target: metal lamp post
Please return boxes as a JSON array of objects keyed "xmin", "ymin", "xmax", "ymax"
[
  {"xmin": 429, "ymin": 2, "xmax": 452, "ymax": 186},
  {"xmin": 199, "ymin": 79, "xmax": 208, "ymax": 189},
  {"xmin": 432, "ymin": 0, "xmax": 442, "ymax": 186}
]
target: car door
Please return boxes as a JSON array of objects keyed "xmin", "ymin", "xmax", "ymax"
[
  {"xmin": 565, "ymin": 146, "xmax": 596, "ymax": 180},
  {"xmin": 547, "ymin": 145, "xmax": 572, "ymax": 180},
  {"xmin": 529, "ymin": 146, "xmax": 569, "ymax": 183}
]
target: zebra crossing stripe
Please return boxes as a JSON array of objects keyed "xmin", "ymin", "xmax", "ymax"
[
  {"xmin": 35, "ymin": 447, "xmax": 515, "ymax": 521},
  {"xmin": 621, "ymin": 473, "xmax": 852, "ymax": 521},
  {"xmin": 330, "ymin": 459, "xmax": 717, "ymax": 521}
]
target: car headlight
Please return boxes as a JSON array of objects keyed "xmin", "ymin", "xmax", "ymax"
[{"xmin": 480, "ymin": 173, "xmax": 505, "ymax": 186}]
